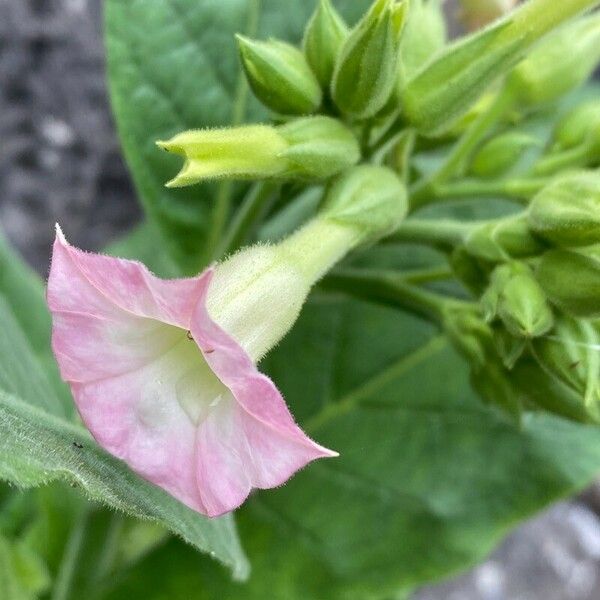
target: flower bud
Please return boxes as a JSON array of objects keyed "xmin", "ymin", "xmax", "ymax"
[
  {"xmin": 508, "ymin": 14, "xmax": 600, "ymax": 107},
  {"xmin": 402, "ymin": 19, "xmax": 525, "ymax": 134},
  {"xmin": 320, "ymin": 165, "xmax": 407, "ymax": 243},
  {"xmin": 157, "ymin": 118, "xmax": 359, "ymax": 186},
  {"xmin": 402, "ymin": 0, "xmax": 597, "ymax": 135},
  {"xmin": 459, "ymin": 0, "xmax": 517, "ymax": 30},
  {"xmin": 277, "ymin": 116, "xmax": 361, "ymax": 179},
  {"xmin": 332, "ymin": 0, "xmax": 408, "ymax": 119},
  {"xmin": 528, "ymin": 171, "xmax": 600, "ymax": 247},
  {"xmin": 552, "ymin": 101, "xmax": 600, "ymax": 151},
  {"xmin": 236, "ymin": 35, "xmax": 322, "ymax": 115},
  {"xmin": 492, "ymin": 324, "xmax": 525, "ymax": 369},
  {"xmin": 443, "ymin": 306, "xmax": 521, "ymax": 418},
  {"xmin": 537, "ymin": 247, "xmax": 600, "ymax": 318},
  {"xmin": 470, "ymin": 131, "xmax": 538, "ymax": 178},
  {"xmin": 398, "ymin": 0, "xmax": 447, "ymax": 88},
  {"xmin": 531, "ymin": 315, "xmax": 600, "ymax": 411},
  {"xmin": 464, "ymin": 215, "xmax": 545, "ymax": 262},
  {"xmin": 303, "ymin": 0, "xmax": 349, "ymax": 88},
  {"xmin": 482, "ymin": 262, "xmax": 554, "ymax": 338},
  {"xmin": 512, "ymin": 358, "xmax": 599, "ymax": 424},
  {"xmin": 157, "ymin": 125, "xmax": 289, "ymax": 186}
]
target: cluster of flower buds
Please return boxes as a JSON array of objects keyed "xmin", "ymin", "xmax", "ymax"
[{"xmin": 441, "ymin": 170, "xmax": 600, "ymax": 423}]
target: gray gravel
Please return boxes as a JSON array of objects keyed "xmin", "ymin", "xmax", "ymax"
[{"xmin": 1, "ymin": 1, "xmax": 599, "ymax": 598}]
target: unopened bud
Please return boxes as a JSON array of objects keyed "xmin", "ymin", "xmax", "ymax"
[
  {"xmin": 552, "ymin": 101, "xmax": 600, "ymax": 151},
  {"xmin": 482, "ymin": 262, "xmax": 554, "ymax": 338},
  {"xmin": 320, "ymin": 165, "xmax": 407, "ymax": 243},
  {"xmin": 237, "ymin": 35, "xmax": 321, "ymax": 115},
  {"xmin": 464, "ymin": 215, "xmax": 545, "ymax": 262},
  {"xmin": 332, "ymin": 0, "xmax": 408, "ymax": 119},
  {"xmin": 512, "ymin": 358, "xmax": 599, "ymax": 424},
  {"xmin": 492, "ymin": 325, "xmax": 525, "ymax": 369},
  {"xmin": 508, "ymin": 15, "xmax": 600, "ymax": 107},
  {"xmin": 528, "ymin": 171, "xmax": 600, "ymax": 247},
  {"xmin": 470, "ymin": 131, "xmax": 538, "ymax": 178},
  {"xmin": 402, "ymin": 18, "xmax": 525, "ymax": 134},
  {"xmin": 536, "ymin": 247, "xmax": 600, "ymax": 318},
  {"xmin": 398, "ymin": 0, "xmax": 447, "ymax": 88},
  {"xmin": 158, "ymin": 118, "xmax": 359, "ymax": 186},
  {"xmin": 157, "ymin": 125, "xmax": 288, "ymax": 186},
  {"xmin": 303, "ymin": 0, "xmax": 348, "ymax": 88},
  {"xmin": 443, "ymin": 306, "xmax": 521, "ymax": 418},
  {"xmin": 459, "ymin": 0, "xmax": 517, "ymax": 30},
  {"xmin": 531, "ymin": 315, "xmax": 600, "ymax": 411},
  {"xmin": 403, "ymin": 0, "xmax": 597, "ymax": 135}
]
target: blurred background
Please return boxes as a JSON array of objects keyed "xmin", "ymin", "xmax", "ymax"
[{"xmin": 1, "ymin": 1, "xmax": 600, "ymax": 598}]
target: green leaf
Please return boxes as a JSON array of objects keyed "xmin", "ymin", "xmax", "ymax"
[
  {"xmin": 104, "ymin": 0, "xmax": 371, "ymax": 272},
  {"xmin": 0, "ymin": 391, "xmax": 249, "ymax": 580},
  {"xmin": 0, "ymin": 533, "xmax": 38, "ymax": 600},
  {"xmin": 0, "ymin": 298, "xmax": 66, "ymax": 418},
  {"xmin": 254, "ymin": 298, "xmax": 600, "ymax": 594},
  {"xmin": 0, "ymin": 231, "xmax": 70, "ymax": 408}
]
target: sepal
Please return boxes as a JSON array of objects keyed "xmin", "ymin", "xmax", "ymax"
[
  {"xmin": 303, "ymin": 0, "xmax": 349, "ymax": 88},
  {"xmin": 332, "ymin": 0, "xmax": 408, "ymax": 119},
  {"xmin": 320, "ymin": 165, "xmax": 407, "ymax": 243}
]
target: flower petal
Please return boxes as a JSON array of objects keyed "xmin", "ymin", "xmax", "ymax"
[
  {"xmin": 47, "ymin": 227, "xmax": 337, "ymax": 517},
  {"xmin": 190, "ymin": 273, "xmax": 337, "ymax": 517}
]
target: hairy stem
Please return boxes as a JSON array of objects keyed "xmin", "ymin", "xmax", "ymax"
[{"xmin": 321, "ymin": 268, "xmax": 469, "ymax": 324}]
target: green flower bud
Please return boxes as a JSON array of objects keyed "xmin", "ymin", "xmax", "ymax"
[
  {"xmin": 459, "ymin": 0, "xmax": 517, "ymax": 30},
  {"xmin": 512, "ymin": 358, "xmax": 599, "ymax": 424},
  {"xmin": 492, "ymin": 324, "xmax": 526, "ymax": 369},
  {"xmin": 402, "ymin": 19, "xmax": 525, "ymax": 134},
  {"xmin": 464, "ymin": 215, "xmax": 546, "ymax": 262},
  {"xmin": 470, "ymin": 131, "xmax": 538, "ymax": 178},
  {"xmin": 236, "ymin": 35, "xmax": 322, "ymax": 115},
  {"xmin": 508, "ymin": 14, "xmax": 600, "ymax": 107},
  {"xmin": 531, "ymin": 315, "xmax": 600, "ymax": 411},
  {"xmin": 158, "ymin": 118, "xmax": 360, "ymax": 186},
  {"xmin": 402, "ymin": 0, "xmax": 598, "ymax": 135},
  {"xmin": 398, "ymin": 0, "xmax": 447, "ymax": 88},
  {"xmin": 303, "ymin": 0, "xmax": 349, "ymax": 88},
  {"xmin": 332, "ymin": 0, "xmax": 408, "ymax": 119},
  {"xmin": 552, "ymin": 101, "xmax": 600, "ymax": 151},
  {"xmin": 537, "ymin": 246, "xmax": 600, "ymax": 318},
  {"xmin": 443, "ymin": 306, "xmax": 521, "ymax": 419},
  {"xmin": 320, "ymin": 165, "xmax": 407, "ymax": 243},
  {"xmin": 528, "ymin": 171, "xmax": 600, "ymax": 247},
  {"xmin": 482, "ymin": 262, "xmax": 554, "ymax": 338}
]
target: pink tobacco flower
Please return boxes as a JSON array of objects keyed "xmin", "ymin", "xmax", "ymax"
[{"xmin": 47, "ymin": 226, "xmax": 336, "ymax": 517}]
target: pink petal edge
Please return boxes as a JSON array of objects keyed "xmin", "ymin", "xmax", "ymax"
[{"xmin": 47, "ymin": 225, "xmax": 337, "ymax": 517}]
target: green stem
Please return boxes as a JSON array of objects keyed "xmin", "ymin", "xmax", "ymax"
[
  {"xmin": 51, "ymin": 507, "xmax": 90, "ymax": 600},
  {"xmin": 202, "ymin": 0, "xmax": 261, "ymax": 263},
  {"xmin": 401, "ymin": 266, "xmax": 454, "ymax": 284},
  {"xmin": 321, "ymin": 268, "xmax": 467, "ymax": 324},
  {"xmin": 431, "ymin": 176, "xmax": 548, "ymax": 204},
  {"xmin": 534, "ymin": 144, "xmax": 591, "ymax": 176},
  {"xmin": 387, "ymin": 219, "xmax": 472, "ymax": 248},
  {"xmin": 213, "ymin": 182, "xmax": 277, "ymax": 259}
]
